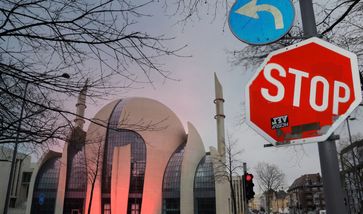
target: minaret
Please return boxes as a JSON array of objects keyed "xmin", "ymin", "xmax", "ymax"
[
  {"xmin": 55, "ymin": 82, "xmax": 88, "ymax": 213},
  {"xmin": 74, "ymin": 81, "xmax": 88, "ymax": 129},
  {"xmin": 214, "ymin": 73, "xmax": 226, "ymax": 159}
]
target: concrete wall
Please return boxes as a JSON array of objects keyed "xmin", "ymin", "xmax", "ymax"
[
  {"xmin": 180, "ymin": 122, "xmax": 206, "ymax": 214},
  {"xmin": 233, "ymin": 176, "xmax": 244, "ymax": 214},
  {"xmin": 54, "ymin": 143, "xmax": 68, "ymax": 214},
  {"xmin": 210, "ymin": 146, "xmax": 231, "ymax": 214},
  {"xmin": 0, "ymin": 147, "xmax": 33, "ymax": 212},
  {"xmin": 111, "ymin": 145, "xmax": 131, "ymax": 213},
  {"xmin": 0, "ymin": 161, "xmax": 11, "ymax": 212}
]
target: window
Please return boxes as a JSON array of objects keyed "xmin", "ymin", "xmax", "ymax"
[
  {"xmin": 306, "ymin": 193, "xmax": 313, "ymax": 199},
  {"xmin": 64, "ymin": 143, "xmax": 87, "ymax": 214},
  {"xmin": 104, "ymin": 203, "xmax": 111, "ymax": 214},
  {"xmin": 10, "ymin": 198, "xmax": 16, "ymax": 208},
  {"xmin": 131, "ymin": 203, "xmax": 140, "ymax": 214},
  {"xmin": 194, "ymin": 155, "xmax": 216, "ymax": 214},
  {"xmin": 71, "ymin": 209, "xmax": 80, "ymax": 214},
  {"xmin": 102, "ymin": 100, "xmax": 147, "ymax": 214},
  {"xmin": 31, "ymin": 156, "xmax": 61, "ymax": 214},
  {"xmin": 162, "ymin": 143, "xmax": 186, "ymax": 214},
  {"xmin": 22, "ymin": 172, "xmax": 32, "ymax": 184}
]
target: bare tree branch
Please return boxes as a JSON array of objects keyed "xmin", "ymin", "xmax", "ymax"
[
  {"xmin": 255, "ymin": 162, "xmax": 286, "ymax": 214},
  {"xmin": 0, "ymin": 0, "xmax": 186, "ymax": 153}
]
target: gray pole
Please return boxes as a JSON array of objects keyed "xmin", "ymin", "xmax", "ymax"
[
  {"xmin": 298, "ymin": 0, "xmax": 347, "ymax": 213},
  {"xmin": 3, "ymin": 81, "xmax": 28, "ymax": 214},
  {"xmin": 299, "ymin": 0, "xmax": 318, "ymax": 37},
  {"xmin": 317, "ymin": 139, "xmax": 347, "ymax": 213}
]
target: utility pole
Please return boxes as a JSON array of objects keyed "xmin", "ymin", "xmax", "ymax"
[
  {"xmin": 3, "ymin": 82, "xmax": 28, "ymax": 214},
  {"xmin": 299, "ymin": 0, "xmax": 347, "ymax": 213}
]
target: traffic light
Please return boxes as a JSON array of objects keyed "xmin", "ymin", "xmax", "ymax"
[{"xmin": 244, "ymin": 173, "xmax": 255, "ymax": 201}]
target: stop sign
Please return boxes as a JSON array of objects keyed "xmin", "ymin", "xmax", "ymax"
[{"xmin": 246, "ymin": 37, "xmax": 362, "ymax": 146}]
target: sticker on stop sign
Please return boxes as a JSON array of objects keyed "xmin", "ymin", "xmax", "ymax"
[{"xmin": 245, "ymin": 37, "xmax": 362, "ymax": 146}]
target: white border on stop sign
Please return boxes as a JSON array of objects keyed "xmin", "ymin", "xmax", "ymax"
[{"xmin": 245, "ymin": 37, "xmax": 362, "ymax": 146}]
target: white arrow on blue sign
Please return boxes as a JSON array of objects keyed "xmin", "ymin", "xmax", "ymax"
[{"xmin": 228, "ymin": 0, "xmax": 295, "ymax": 45}]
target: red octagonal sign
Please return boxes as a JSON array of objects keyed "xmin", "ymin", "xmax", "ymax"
[{"xmin": 246, "ymin": 37, "xmax": 362, "ymax": 146}]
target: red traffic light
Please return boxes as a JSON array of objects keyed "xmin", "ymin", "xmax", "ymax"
[
  {"xmin": 244, "ymin": 173, "xmax": 255, "ymax": 201},
  {"xmin": 245, "ymin": 173, "xmax": 253, "ymax": 182}
]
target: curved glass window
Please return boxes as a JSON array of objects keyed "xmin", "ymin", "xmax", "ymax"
[
  {"xmin": 162, "ymin": 143, "xmax": 186, "ymax": 214},
  {"xmin": 102, "ymin": 100, "xmax": 147, "ymax": 214},
  {"xmin": 63, "ymin": 143, "xmax": 87, "ymax": 214},
  {"xmin": 194, "ymin": 155, "xmax": 216, "ymax": 214},
  {"xmin": 31, "ymin": 156, "xmax": 61, "ymax": 214}
]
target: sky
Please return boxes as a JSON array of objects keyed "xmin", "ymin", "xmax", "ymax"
[{"xmin": 62, "ymin": 0, "xmax": 363, "ymax": 192}]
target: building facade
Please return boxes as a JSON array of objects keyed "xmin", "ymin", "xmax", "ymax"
[
  {"xmin": 26, "ymin": 76, "xmax": 232, "ymax": 214},
  {"xmin": 287, "ymin": 174, "xmax": 325, "ymax": 214},
  {"xmin": 340, "ymin": 139, "xmax": 363, "ymax": 214},
  {"xmin": 271, "ymin": 190, "xmax": 288, "ymax": 214},
  {"xmin": 231, "ymin": 176, "xmax": 245, "ymax": 214},
  {"xmin": 0, "ymin": 146, "xmax": 34, "ymax": 212},
  {"xmin": 249, "ymin": 194, "xmax": 262, "ymax": 212},
  {"xmin": 259, "ymin": 189, "xmax": 288, "ymax": 214}
]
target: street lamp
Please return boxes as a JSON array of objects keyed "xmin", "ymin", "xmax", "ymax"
[
  {"xmin": 3, "ymin": 73, "xmax": 70, "ymax": 214},
  {"xmin": 60, "ymin": 73, "xmax": 70, "ymax": 79}
]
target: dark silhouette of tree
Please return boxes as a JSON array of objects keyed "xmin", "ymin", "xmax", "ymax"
[
  {"xmin": 0, "ymin": 0, "xmax": 184, "ymax": 150},
  {"xmin": 3, "ymin": 0, "xmax": 360, "ymax": 152},
  {"xmin": 228, "ymin": 0, "xmax": 363, "ymax": 72},
  {"xmin": 338, "ymin": 134, "xmax": 363, "ymax": 213},
  {"xmin": 84, "ymin": 136, "xmax": 104, "ymax": 214}
]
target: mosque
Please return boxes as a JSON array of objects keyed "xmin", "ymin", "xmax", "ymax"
[{"xmin": 25, "ymin": 75, "xmax": 235, "ymax": 214}]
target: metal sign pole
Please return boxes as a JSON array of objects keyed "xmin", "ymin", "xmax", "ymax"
[
  {"xmin": 318, "ymin": 137, "xmax": 347, "ymax": 213},
  {"xmin": 298, "ymin": 0, "xmax": 347, "ymax": 213}
]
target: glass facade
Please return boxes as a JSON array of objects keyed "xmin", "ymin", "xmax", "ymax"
[
  {"xmin": 102, "ymin": 100, "xmax": 147, "ymax": 214},
  {"xmin": 194, "ymin": 155, "xmax": 216, "ymax": 214},
  {"xmin": 63, "ymin": 143, "xmax": 87, "ymax": 213},
  {"xmin": 31, "ymin": 156, "xmax": 61, "ymax": 214},
  {"xmin": 162, "ymin": 143, "xmax": 186, "ymax": 214}
]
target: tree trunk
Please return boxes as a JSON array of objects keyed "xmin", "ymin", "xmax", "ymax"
[
  {"xmin": 87, "ymin": 144, "xmax": 101, "ymax": 214},
  {"xmin": 266, "ymin": 193, "xmax": 270, "ymax": 214},
  {"xmin": 87, "ymin": 177, "xmax": 96, "ymax": 214}
]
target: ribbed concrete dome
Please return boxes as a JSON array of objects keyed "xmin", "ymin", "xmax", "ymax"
[{"xmin": 84, "ymin": 97, "xmax": 187, "ymax": 214}]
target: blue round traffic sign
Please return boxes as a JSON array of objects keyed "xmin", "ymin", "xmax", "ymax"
[{"xmin": 228, "ymin": 0, "xmax": 295, "ymax": 45}]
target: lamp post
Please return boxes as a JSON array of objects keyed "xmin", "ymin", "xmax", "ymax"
[{"xmin": 3, "ymin": 73, "xmax": 69, "ymax": 214}]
